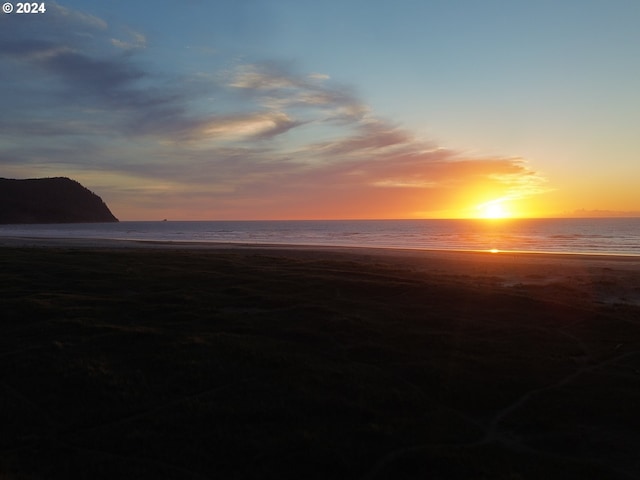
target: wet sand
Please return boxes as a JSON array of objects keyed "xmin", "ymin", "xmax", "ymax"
[{"xmin": 1, "ymin": 241, "xmax": 639, "ymax": 479}]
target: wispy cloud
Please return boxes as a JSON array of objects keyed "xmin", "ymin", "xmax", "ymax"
[
  {"xmin": 229, "ymin": 63, "xmax": 368, "ymax": 122},
  {"xmin": 111, "ymin": 28, "xmax": 147, "ymax": 51},
  {"xmin": 47, "ymin": 0, "xmax": 107, "ymax": 30},
  {"xmin": 135, "ymin": 112, "xmax": 304, "ymax": 143}
]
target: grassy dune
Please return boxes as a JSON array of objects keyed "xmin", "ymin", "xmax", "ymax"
[{"xmin": 1, "ymin": 246, "xmax": 639, "ymax": 479}]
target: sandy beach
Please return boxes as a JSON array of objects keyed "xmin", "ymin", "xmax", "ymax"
[{"xmin": 1, "ymin": 240, "xmax": 639, "ymax": 479}]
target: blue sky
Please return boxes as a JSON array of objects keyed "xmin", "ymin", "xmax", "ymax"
[{"xmin": 1, "ymin": 0, "xmax": 639, "ymax": 219}]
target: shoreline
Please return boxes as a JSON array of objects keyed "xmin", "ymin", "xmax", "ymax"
[
  {"xmin": 2, "ymin": 234, "xmax": 640, "ymax": 260},
  {"xmin": 2, "ymin": 235, "xmax": 640, "ymax": 307}
]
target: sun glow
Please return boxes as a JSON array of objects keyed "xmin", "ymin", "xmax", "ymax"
[{"xmin": 477, "ymin": 199, "xmax": 511, "ymax": 219}]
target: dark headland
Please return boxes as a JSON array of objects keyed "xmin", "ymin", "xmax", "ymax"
[{"xmin": 0, "ymin": 177, "xmax": 118, "ymax": 224}]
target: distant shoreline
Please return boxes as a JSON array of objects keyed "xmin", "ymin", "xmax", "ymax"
[{"xmin": 2, "ymin": 235, "xmax": 640, "ymax": 261}]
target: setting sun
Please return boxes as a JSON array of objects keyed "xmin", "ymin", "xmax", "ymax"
[{"xmin": 477, "ymin": 199, "xmax": 511, "ymax": 219}]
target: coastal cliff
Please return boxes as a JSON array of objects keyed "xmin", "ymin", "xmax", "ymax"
[{"xmin": 0, "ymin": 177, "xmax": 118, "ymax": 224}]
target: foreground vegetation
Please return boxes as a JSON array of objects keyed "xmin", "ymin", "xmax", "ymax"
[{"xmin": 1, "ymin": 247, "xmax": 639, "ymax": 479}]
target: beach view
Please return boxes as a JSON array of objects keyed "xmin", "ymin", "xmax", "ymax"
[{"xmin": 2, "ymin": 1, "xmax": 640, "ymax": 479}]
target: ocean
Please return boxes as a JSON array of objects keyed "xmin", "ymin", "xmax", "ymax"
[{"xmin": 1, "ymin": 218, "xmax": 639, "ymax": 256}]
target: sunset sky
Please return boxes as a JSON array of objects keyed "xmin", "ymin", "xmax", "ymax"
[{"xmin": 1, "ymin": 1, "xmax": 639, "ymax": 220}]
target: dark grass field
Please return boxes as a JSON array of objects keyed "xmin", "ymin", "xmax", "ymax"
[{"xmin": 1, "ymin": 246, "xmax": 639, "ymax": 479}]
